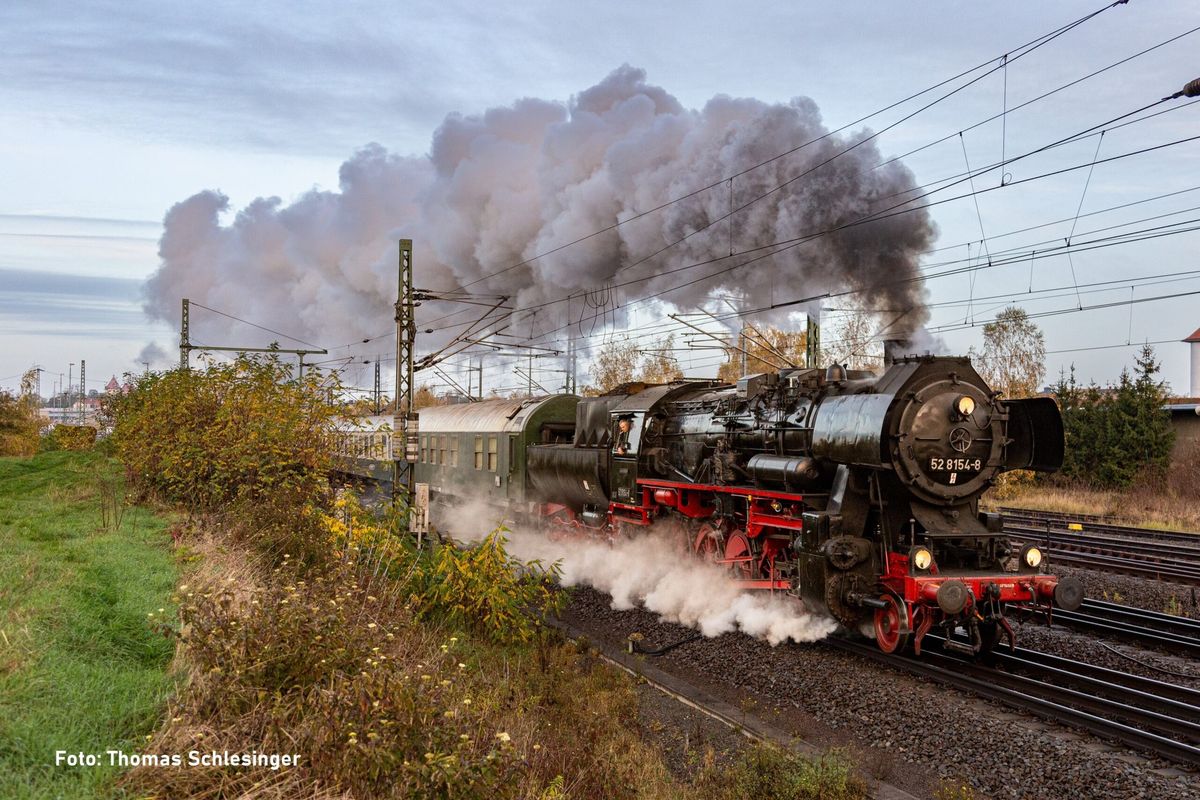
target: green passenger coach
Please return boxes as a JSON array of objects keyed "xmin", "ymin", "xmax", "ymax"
[{"xmin": 414, "ymin": 395, "xmax": 579, "ymax": 515}]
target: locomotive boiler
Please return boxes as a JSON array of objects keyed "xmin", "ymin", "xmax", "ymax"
[{"xmin": 413, "ymin": 351, "xmax": 1083, "ymax": 655}]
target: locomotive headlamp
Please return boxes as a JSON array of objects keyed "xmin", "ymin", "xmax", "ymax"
[
  {"xmin": 911, "ymin": 547, "xmax": 933, "ymax": 571},
  {"xmin": 955, "ymin": 395, "xmax": 976, "ymax": 417},
  {"xmin": 1023, "ymin": 545, "xmax": 1044, "ymax": 569}
]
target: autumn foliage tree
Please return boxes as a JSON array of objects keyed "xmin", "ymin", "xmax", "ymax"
[
  {"xmin": 639, "ymin": 334, "xmax": 684, "ymax": 384},
  {"xmin": 587, "ymin": 335, "xmax": 682, "ymax": 393},
  {"xmin": 716, "ymin": 325, "xmax": 805, "ymax": 383},
  {"xmin": 973, "ymin": 306, "xmax": 1046, "ymax": 398},
  {"xmin": 825, "ymin": 309, "xmax": 883, "ymax": 372},
  {"xmin": 0, "ymin": 368, "xmax": 42, "ymax": 456}
]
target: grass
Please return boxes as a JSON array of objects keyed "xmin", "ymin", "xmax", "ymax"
[
  {"xmin": 0, "ymin": 450, "xmax": 178, "ymax": 800},
  {"xmin": 983, "ymin": 439, "xmax": 1200, "ymax": 533},
  {"xmin": 985, "ymin": 482, "xmax": 1200, "ymax": 533}
]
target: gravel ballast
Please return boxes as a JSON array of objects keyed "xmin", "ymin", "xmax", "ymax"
[{"xmin": 563, "ymin": 584, "xmax": 1200, "ymax": 800}]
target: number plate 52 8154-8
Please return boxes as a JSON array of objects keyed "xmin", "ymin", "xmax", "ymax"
[{"xmin": 929, "ymin": 457, "xmax": 982, "ymax": 472}]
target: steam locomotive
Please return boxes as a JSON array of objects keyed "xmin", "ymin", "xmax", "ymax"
[{"xmin": 412, "ymin": 350, "xmax": 1083, "ymax": 655}]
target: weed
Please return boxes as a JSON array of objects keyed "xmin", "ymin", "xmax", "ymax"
[
  {"xmin": 694, "ymin": 745, "xmax": 868, "ymax": 800},
  {"xmin": 934, "ymin": 779, "xmax": 980, "ymax": 800}
]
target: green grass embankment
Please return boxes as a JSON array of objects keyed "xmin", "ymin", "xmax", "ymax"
[{"xmin": 0, "ymin": 451, "xmax": 178, "ymax": 799}]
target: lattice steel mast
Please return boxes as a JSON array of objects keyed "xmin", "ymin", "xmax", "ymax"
[{"xmin": 393, "ymin": 239, "xmax": 418, "ymax": 498}]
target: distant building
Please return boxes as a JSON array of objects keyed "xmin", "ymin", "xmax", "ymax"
[
  {"xmin": 1166, "ymin": 400, "xmax": 1200, "ymax": 452},
  {"xmin": 105, "ymin": 376, "xmax": 121, "ymax": 394}
]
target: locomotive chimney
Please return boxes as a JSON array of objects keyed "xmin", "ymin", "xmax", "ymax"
[
  {"xmin": 1186, "ymin": 326, "xmax": 1200, "ymax": 398},
  {"xmin": 883, "ymin": 339, "xmax": 907, "ymax": 366}
]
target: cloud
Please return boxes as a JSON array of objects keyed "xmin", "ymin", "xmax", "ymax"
[
  {"xmin": 0, "ymin": 1, "xmax": 537, "ymax": 154},
  {"xmin": 0, "ymin": 268, "xmax": 149, "ymax": 339}
]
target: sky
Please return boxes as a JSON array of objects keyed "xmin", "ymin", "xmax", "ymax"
[{"xmin": 2, "ymin": 0, "xmax": 1199, "ymax": 399}]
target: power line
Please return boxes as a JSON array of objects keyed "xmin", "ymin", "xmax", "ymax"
[
  {"xmin": 445, "ymin": 0, "xmax": 1127, "ymax": 294},
  {"xmin": 521, "ymin": 128, "xmax": 1200, "ymax": 342},
  {"xmin": 189, "ymin": 301, "xmax": 324, "ymax": 350},
  {"xmin": 1046, "ymin": 337, "xmax": 1177, "ymax": 355},
  {"xmin": 377, "ymin": 26, "xmax": 1195, "ymax": 371}
]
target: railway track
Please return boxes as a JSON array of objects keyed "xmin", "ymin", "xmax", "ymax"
[
  {"xmin": 999, "ymin": 507, "xmax": 1200, "ymax": 539},
  {"xmin": 1044, "ymin": 598, "xmax": 1200, "ymax": 656},
  {"xmin": 1001, "ymin": 509, "xmax": 1200, "ymax": 584},
  {"xmin": 829, "ymin": 636, "xmax": 1200, "ymax": 768}
]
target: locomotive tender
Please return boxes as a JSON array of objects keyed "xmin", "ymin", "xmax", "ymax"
[{"xmin": 414, "ymin": 351, "xmax": 1083, "ymax": 655}]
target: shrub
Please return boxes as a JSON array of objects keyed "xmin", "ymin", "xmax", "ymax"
[
  {"xmin": 417, "ymin": 529, "xmax": 563, "ymax": 645},
  {"xmin": 132, "ymin": 558, "xmax": 520, "ymax": 799},
  {"xmin": 108, "ymin": 355, "xmax": 339, "ymax": 566},
  {"xmin": 695, "ymin": 745, "xmax": 868, "ymax": 800},
  {"xmin": 50, "ymin": 424, "xmax": 97, "ymax": 451}
]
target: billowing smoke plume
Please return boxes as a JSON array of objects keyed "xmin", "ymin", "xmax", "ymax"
[
  {"xmin": 144, "ymin": 65, "xmax": 935, "ymax": 353},
  {"xmin": 136, "ymin": 341, "xmax": 173, "ymax": 369},
  {"xmin": 447, "ymin": 502, "xmax": 836, "ymax": 646}
]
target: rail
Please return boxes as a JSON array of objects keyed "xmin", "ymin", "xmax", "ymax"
[
  {"xmin": 828, "ymin": 636, "xmax": 1200, "ymax": 767},
  {"xmin": 1002, "ymin": 510, "xmax": 1200, "ymax": 585},
  {"xmin": 1046, "ymin": 599, "xmax": 1200, "ymax": 656}
]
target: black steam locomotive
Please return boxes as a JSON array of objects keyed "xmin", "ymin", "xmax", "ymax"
[{"xmin": 413, "ymin": 351, "xmax": 1083, "ymax": 654}]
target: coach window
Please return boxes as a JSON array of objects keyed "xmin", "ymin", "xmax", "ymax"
[
  {"xmin": 450, "ymin": 435, "xmax": 459, "ymax": 467},
  {"xmin": 420, "ymin": 434, "xmax": 428, "ymax": 463},
  {"xmin": 474, "ymin": 435, "xmax": 484, "ymax": 469},
  {"xmin": 439, "ymin": 435, "xmax": 448, "ymax": 465},
  {"xmin": 487, "ymin": 435, "xmax": 498, "ymax": 471}
]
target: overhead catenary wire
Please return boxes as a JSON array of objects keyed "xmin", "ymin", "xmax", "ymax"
[
  {"xmin": 516, "ymin": 126, "xmax": 1200, "ymax": 346},
  {"xmin": 188, "ymin": 301, "xmax": 324, "ymax": 350},
  {"xmin": 443, "ymin": 0, "xmax": 1129, "ymax": 295},
  {"xmin": 347, "ymin": 35, "xmax": 1196, "ymax": 387}
]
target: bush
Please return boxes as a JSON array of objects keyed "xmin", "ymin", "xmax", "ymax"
[
  {"xmin": 132, "ymin": 558, "xmax": 520, "ymax": 799},
  {"xmin": 108, "ymin": 355, "xmax": 339, "ymax": 566},
  {"xmin": 695, "ymin": 745, "xmax": 867, "ymax": 800},
  {"xmin": 50, "ymin": 424, "xmax": 97, "ymax": 451},
  {"xmin": 0, "ymin": 371, "xmax": 41, "ymax": 456},
  {"xmin": 417, "ymin": 529, "xmax": 563, "ymax": 645},
  {"xmin": 325, "ymin": 497, "xmax": 563, "ymax": 646}
]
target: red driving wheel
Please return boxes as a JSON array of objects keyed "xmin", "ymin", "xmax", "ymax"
[
  {"xmin": 723, "ymin": 529, "xmax": 756, "ymax": 580},
  {"xmin": 693, "ymin": 522, "xmax": 723, "ymax": 562},
  {"xmin": 874, "ymin": 594, "xmax": 912, "ymax": 654}
]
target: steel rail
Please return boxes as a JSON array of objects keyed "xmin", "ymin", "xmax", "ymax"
[
  {"xmin": 1034, "ymin": 549, "xmax": 1200, "ymax": 584},
  {"xmin": 995, "ymin": 642, "xmax": 1200, "ymax": 707},
  {"xmin": 979, "ymin": 651, "xmax": 1200, "ymax": 739},
  {"xmin": 1049, "ymin": 611, "xmax": 1200, "ymax": 656},
  {"xmin": 999, "ymin": 508, "xmax": 1200, "ymax": 540},
  {"xmin": 827, "ymin": 637, "xmax": 1200, "ymax": 767},
  {"xmin": 1004, "ymin": 525, "xmax": 1200, "ymax": 560},
  {"xmin": 1082, "ymin": 599, "xmax": 1200, "ymax": 636},
  {"xmin": 1002, "ymin": 527, "xmax": 1200, "ymax": 583}
]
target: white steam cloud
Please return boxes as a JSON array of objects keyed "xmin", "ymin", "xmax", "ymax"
[
  {"xmin": 143, "ymin": 65, "xmax": 935, "ymax": 357},
  {"xmin": 446, "ymin": 502, "xmax": 837, "ymax": 646}
]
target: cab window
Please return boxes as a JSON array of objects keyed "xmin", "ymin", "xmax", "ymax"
[{"xmin": 612, "ymin": 413, "xmax": 643, "ymax": 456}]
